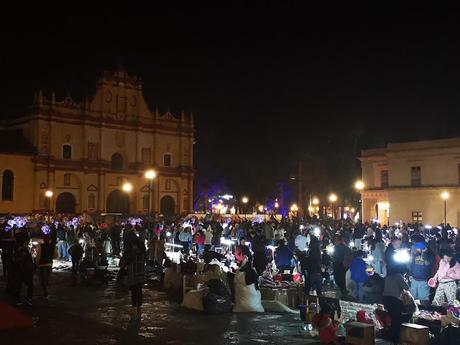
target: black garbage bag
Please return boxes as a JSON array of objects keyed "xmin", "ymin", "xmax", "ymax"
[
  {"xmin": 202, "ymin": 293, "xmax": 232, "ymax": 314},
  {"xmin": 207, "ymin": 279, "xmax": 230, "ymax": 297}
]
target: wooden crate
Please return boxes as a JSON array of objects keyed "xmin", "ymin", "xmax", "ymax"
[
  {"xmin": 260, "ymin": 288, "xmax": 277, "ymax": 301},
  {"xmin": 399, "ymin": 323, "xmax": 429, "ymax": 345},
  {"xmin": 345, "ymin": 321, "xmax": 375, "ymax": 345},
  {"xmin": 287, "ymin": 287, "xmax": 300, "ymax": 308}
]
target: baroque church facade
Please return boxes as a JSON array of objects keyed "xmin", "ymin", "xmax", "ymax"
[{"xmin": 0, "ymin": 68, "xmax": 194, "ymax": 217}]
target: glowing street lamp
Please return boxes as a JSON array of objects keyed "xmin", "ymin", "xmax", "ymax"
[
  {"xmin": 441, "ymin": 191, "xmax": 450, "ymax": 226},
  {"xmin": 312, "ymin": 197, "xmax": 320, "ymax": 205},
  {"xmin": 144, "ymin": 169, "xmax": 158, "ymax": 229},
  {"xmin": 45, "ymin": 190, "xmax": 53, "ymax": 213},
  {"xmin": 274, "ymin": 201, "xmax": 279, "ymax": 209},
  {"xmin": 241, "ymin": 196, "xmax": 249, "ymax": 214},
  {"xmin": 355, "ymin": 180, "xmax": 365, "ymax": 223},
  {"xmin": 258, "ymin": 205, "xmax": 264, "ymax": 213},
  {"xmin": 354, "ymin": 180, "xmax": 365, "ymax": 191},
  {"xmin": 122, "ymin": 182, "xmax": 133, "ymax": 193},
  {"xmin": 145, "ymin": 169, "xmax": 157, "ymax": 180},
  {"xmin": 290, "ymin": 203, "xmax": 299, "ymax": 213},
  {"xmin": 328, "ymin": 193, "xmax": 337, "ymax": 220},
  {"xmin": 328, "ymin": 193, "xmax": 338, "ymax": 203}
]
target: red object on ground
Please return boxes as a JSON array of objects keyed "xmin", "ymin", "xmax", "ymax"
[
  {"xmin": 0, "ymin": 301, "xmax": 33, "ymax": 331},
  {"xmin": 292, "ymin": 273, "xmax": 301, "ymax": 283},
  {"xmin": 356, "ymin": 310, "xmax": 374, "ymax": 324}
]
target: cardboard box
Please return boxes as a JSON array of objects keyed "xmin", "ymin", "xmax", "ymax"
[
  {"xmin": 345, "ymin": 321, "xmax": 375, "ymax": 345},
  {"xmin": 400, "ymin": 323, "xmax": 429, "ymax": 345}
]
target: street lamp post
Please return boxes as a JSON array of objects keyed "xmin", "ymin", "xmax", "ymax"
[
  {"xmin": 242, "ymin": 196, "xmax": 249, "ymax": 214},
  {"xmin": 145, "ymin": 169, "xmax": 158, "ymax": 232},
  {"xmin": 122, "ymin": 182, "xmax": 133, "ymax": 214},
  {"xmin": 441, "ymin": 191, "xmax": 449, "ymax": 226},
  {"xmin": 45, "ymin": 190, "xmax": 53, "ymax": 216},
  {"xmin": 354, "ymin": 180, "xmax": 365, "ymax": 223},
  {"xmin": 328, "ymin": 193, "xmax": 338, "ymax": 220}
]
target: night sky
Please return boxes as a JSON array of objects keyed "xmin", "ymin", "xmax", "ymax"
[{"xmin": 1, "ymin": 4, "xmax": 459, "ymax": 206}]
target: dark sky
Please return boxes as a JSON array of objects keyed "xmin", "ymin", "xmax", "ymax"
[{"xmin": 1, "ymin": 4, "xmax": 459, "ymax": 205}]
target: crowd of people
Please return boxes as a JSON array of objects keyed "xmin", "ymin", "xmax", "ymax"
[{"xmin": 1, "ymin": 213, "xmax": 460, "ymax": 341}]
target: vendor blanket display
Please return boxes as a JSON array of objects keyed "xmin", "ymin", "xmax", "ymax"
[
  {"xmin": 233, "ymin": 271, "xmax": 264, "ymax": 313},
  {"xmin": 339, "ymin": 300, "xmax": 378, "ymax": 325}
]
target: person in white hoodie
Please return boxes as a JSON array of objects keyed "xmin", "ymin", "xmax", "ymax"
[
  {"xmin": 295, "ymin": 230, "xmax": 310, "ymax": 252},
  {"xmin": 204, "ymin": 225, "xmax": 213, "ymax": 251}
]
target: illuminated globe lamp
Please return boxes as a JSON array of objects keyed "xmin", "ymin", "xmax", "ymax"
[
  {"xmin": 355, "ymin": 180, "xmax": 365, "ymax": 191},
  {"xmin": 312, "ymin": 197, "xmax": 320, "ymax": 206},
  {"xmin": 290, "ymin": 204, "xmax": 299, "ymax": 212},
  {"xmin": 258, "ymin": 205, "xmax": 264, "ymax": 213},
  {"xmin": 242, "ymin": 196, "xmax": 249, "ymax": 204},
  {"xmin": 328, "ymin": 193, "xmax": 338, "ymax": 203},
  {"xmin": 441, "ymin": 191, "xmax": 449, "ymax": 200},
  {"xmin": 122, "ymin": 182, "xmax": 133, "ymax": 192},
  {"xmin": 145, "ymin": 169, "xmax": 157, "ymax": 180},
  {"xmin": 45, "ymin": 190, "xmax": 53, "ymax": 198}
]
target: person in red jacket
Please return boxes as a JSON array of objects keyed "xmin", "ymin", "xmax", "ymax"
[
  {"xmin": 194, "ymin": 230, "xmax": 205, "ymax": 257},
  {"xmin": 312, "ymin": 303, "xmax": 339, "ymax": 344}
]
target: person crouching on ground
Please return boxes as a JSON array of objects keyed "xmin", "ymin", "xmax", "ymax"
[
  {"xmin": 350, "ymin": 250, "xmax": 368, "ymax": 303},
  {"xmin": 432, "ymin": 249, "xmax": 460, "ymax": 306},
  {"xmin": 312, "ymin": 302, "xmax": 339, "ymax": 345},
  {"xmin": 382, "ymin": 266, "xmax": 410, "ymax": 342},
  {"xmin": 233, "ymin": 255, "xmax": 264, "ymax": 312}
]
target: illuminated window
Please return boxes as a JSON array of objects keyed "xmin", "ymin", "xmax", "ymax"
[
  {"xmin": 163, "ymin": 153, "xmax": 172, "ymax": 167},
  {"xmin": 63, "ymin": 144, "xmax": 72, "ymax": 159},
  {"xmin": 381, "ymin": 170, "xmax": 389, "ymax": 188},
  {"xmin": 88, "ymin": 194, "xmax": 96, "ymax": 209},
  {"xmin": 64, "ymin": 174, "xmax": 71, "ymax": 186},
  {"xmin": 411, "ymin": 166, "xmax": 421, "ymax": 186},
  {"xmin": 412, "ymin": 211, "xmax": 422, "ymax": 223},
  {"xmin": 2, "ymin": 170, "xmax": 14, "ymax": 201}
]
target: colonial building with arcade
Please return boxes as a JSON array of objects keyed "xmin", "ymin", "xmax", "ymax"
[{"xmin": 0, "ymin": 68, "xmax": 195, "ymax": 218}]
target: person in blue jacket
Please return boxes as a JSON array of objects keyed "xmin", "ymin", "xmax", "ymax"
[
  {"xmin": 275, "ymin": 240, "xmax": 294, "ymax": 273},
  {"xmin": 350, "ymin": 250, "xmax": 368, "ymax": 302},
  {"xmin": 409, "ymin": 241, "xmax": 434, "ymax": 304}
]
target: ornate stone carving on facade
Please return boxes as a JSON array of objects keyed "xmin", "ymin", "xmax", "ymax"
[
  {"xmin": 65, "ymin": 134, "xmax": 71, "ymax": 143},
  {"xmin": 86, "ymin": 184, "xmax": 98, "ymax": 191},
  {"xmin": 101, "ymin": 67, "xmax": 142, "ymax": 90},
  {"xmin": 115, "ymin": 132, "xmax": 125, "ymax": 148}
]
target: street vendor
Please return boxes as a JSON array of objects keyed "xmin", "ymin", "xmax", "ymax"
[{"xmin": 432, "ymin": 249, "xmax": 460, "ymax": 306}]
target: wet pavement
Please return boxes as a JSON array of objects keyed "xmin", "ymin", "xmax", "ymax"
[{"xmin": 1, "ymin": 263, "xmax": 320, "ymax": 345}]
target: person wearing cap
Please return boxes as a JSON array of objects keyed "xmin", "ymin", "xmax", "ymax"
[{"xmin": 409, "ymin": 241, "xmax": 434, "ymax": 304}]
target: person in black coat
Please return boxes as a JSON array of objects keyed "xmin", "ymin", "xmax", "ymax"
[{"xmin": 304, "ymin": 236, "xmax": 323, "ymax": 296}]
